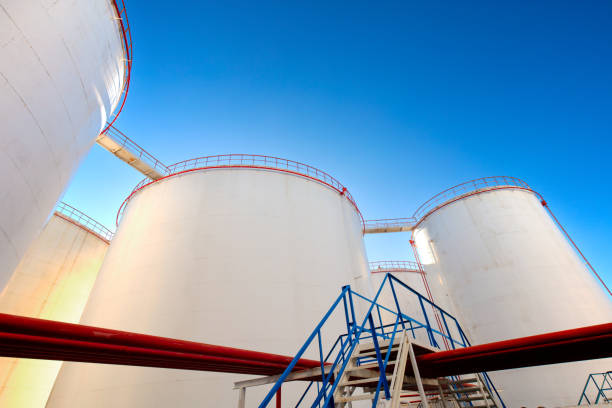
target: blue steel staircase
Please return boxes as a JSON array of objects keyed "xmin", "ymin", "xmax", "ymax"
[{"xmin": 255, "ymin": 274, "xmax": 505, "ymax": 408}]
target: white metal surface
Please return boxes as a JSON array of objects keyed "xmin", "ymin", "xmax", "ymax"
[
  {"xmin": 412, "ymin": 187, "xmax": 612, "ymax": 407},
  {"xmin": 0, "ymin": 0, "xmax": 125, "ymax": 289},
  {"xmin": 0, "ymin": 212, "xmax": 109, "ymax": 407},
  {"xmin": 47, "ymin": 168, "xmax": 372, "ymax": 407}
]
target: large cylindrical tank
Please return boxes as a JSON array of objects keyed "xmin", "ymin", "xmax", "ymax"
[
  {"xmin": 412, "ymin": 178, "xmax": 612, "ymax": 407},
  {"xmin": 48, "ymin": 156, "xmax": 371, "ymax": 407},
  {"xmin": 0, "ymin": 203, "xmax": 110, "ymax": 407},
  {"xmin": 0, "ymin": 0, "xmax": 128, "ymax": 289}
]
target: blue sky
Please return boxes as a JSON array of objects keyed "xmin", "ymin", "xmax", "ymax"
[{"xmin": 64, "ymin": 0, "xmax": 611, "ymax": 287}]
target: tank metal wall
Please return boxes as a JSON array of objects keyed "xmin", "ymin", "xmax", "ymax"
[
  {"xmin": 47, "ymin": 169, "xmax": 371, "ymax": 407},
  {"xmin": 0, "ymin": 0, "xmax": 125, "ymax": 289},
  {"xmin": 413, "ymin": 188, "xmax": 612, "ymax": 407},
  {"xmin": 0, "ymin": 213, "xmax": 109, "ymax": 407}
]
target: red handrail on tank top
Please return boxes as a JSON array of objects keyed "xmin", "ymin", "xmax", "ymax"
[
  {"xmin": 116, "ymin": 154, "xmax": 363, "ymax": 228},
  {"xmin": 365, "ymin": 177, "xmax": 611, "ymax": 297},
  {"xmin": 101, "ymin": 0, "xmax": 133, "ymax": 135}
]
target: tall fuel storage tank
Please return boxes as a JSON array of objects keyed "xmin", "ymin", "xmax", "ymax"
[
  {"xmin": 411, "ymin": 177, "xmax": 612, "ymax": 407},
  {"xmin": 0, "ymin": 0, "xmax": 130, "ymax": 289},
  {"xmin": 0, "ymin": 202, "xmax": 111, "ymax": 408},
  {"xmin": 47, "ymin": 155, "xmax": 372, "ymax": 407}
]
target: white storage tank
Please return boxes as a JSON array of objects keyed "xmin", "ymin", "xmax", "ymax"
[
  {"xmin": 0, "ymin": 0, "xmax": 129, "ymax": 289},
  {"xmin": 0, "ymin": 202, "xmax": 111, "ymax": 407},
  {"xmin": 411, "ymin": 177, "xmax": 612, "ymax": 407},
  {"xmin": 47, "ymin": 155, "xmax": 372, "ymax": 407}
]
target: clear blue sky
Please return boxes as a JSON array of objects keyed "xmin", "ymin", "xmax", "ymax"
[{"xmin": 63, "ymin": 0, "xmax": 611, "ymax": 287}]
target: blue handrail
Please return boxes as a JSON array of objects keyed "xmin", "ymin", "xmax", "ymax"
[
  {"xmin": 258, "ymin": 273, "xmax": 506, "ymax": 408},
  {"xmin": 258, "ymin": 286, "xmax": 351, "ymax": 407},
  {"xmin": 579, "ymin": 371, "xmax": 612, "ymax": 405}
]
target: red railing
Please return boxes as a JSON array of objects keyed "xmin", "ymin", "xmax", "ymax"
[
  {"xmin": 369, "ymin": 261, "xmax": 422, "ymax": 274},
  {"xmin": 117, "ymin": 154, "xmax": 362, "ymax": 226},
  {"xmin": 413, "ymin": 176, "xmax": 530, "ymax": 222},
  {"xmin": 104, "ymin": 125, "xmax": 170, "ymax": 174},
  {"xmin": 55, "ymin": 202, "xmax": 114, "ymax": 243},
  {"xmin": 365, "ymin": 176, "xmax": 611, "ymax": 296},
  {"xmin": 101, "ymin": 0, "xmax": 132, "ymax": 135},
  {"xmin": 364, "ymin": 177, "xmax": 532, "ymax": 231},
  {"xmin": 362, "ymin": 217, "xmax": 416, "ymax": 231}
]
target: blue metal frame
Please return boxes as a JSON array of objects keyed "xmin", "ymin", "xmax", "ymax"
[
  {"xmin": 368, "ymin": 313, "xmax": 391, "ymax": 400},
  {"xmin": 579, "ymin": 371, "xmax": 612, "ymax": 405},
  {"xmin": 258, "ymin": 273, "xmax": 506, "ymax": 408}
]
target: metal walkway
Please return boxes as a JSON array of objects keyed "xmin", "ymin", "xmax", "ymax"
[
  {"xmin": 363, "ymin": 218, "xmax": 416, "ymax": 234},
  {"xmin": 370, "ymin": 261, "xmax": 423, "ymax": 275},
  {"xmin": 96, "ymin": 125, "xmax": 169, "ymax": 180}
]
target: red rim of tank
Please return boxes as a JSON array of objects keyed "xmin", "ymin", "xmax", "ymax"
[
  {"xmin": 413, "ymin": 176, "xmax": 531, "ymax": 222},
  {"xmin": 101, "ymin": 0, "xmax": 132, "ymax": 135},
  {"xmin": 402, "ymin": 176, "xmax": 611, "ymax": 297},
  {"xmin": 364, "ymin": 177, "xmax": 534, "ymax": 231},
  {"xmin": 55, "ymin": 202, "xmax": 114, "ymax": 243},
  {"xmin": 115, "ymin": 154, "xmax": 364, "ymax": 227}
]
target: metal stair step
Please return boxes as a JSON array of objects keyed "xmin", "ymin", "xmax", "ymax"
[
  {"xmin": 445, "ymin": 386, "xmax": 481, "ymax": 394},
  {"xmin": 339, "ymin": 375, "xmax": 392, "ymax": 386},
  {"xmin": 345, "ymin": 361, "xmax": 396, "ymax": 372},
  {"xmin": 335, "ymin": 393, "xmax": 376, "ymax": 402},
  {"xmin": 358, "ymin": 338, "xmax": 400, "ymax": 352},
  {"xmin": 456, "ymin": 395, "xmax": 492, "ymax": 402},
  {"xmin": 440, "ymin": 376, "xmax": 478, "ymax": 385},
  {"xmin": 355, "ymin": 345, "xmax": 399, "ymax": 358}
]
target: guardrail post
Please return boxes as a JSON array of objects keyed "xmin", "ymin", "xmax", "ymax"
[
  {"xmin": 418, "ymin": 296, "xmax": 437, "ymax": 348},
  {"xmin": 317, "ymin": 330, "xmax": 327, "ymax": 401},
  {"xmin": 238, "ymin": 387, "xmax": 246, "ymax": 408},
  {"xmin": 439, "ymin": 311, "xmax": 454, "ymax": 349},
  {"xmin": 368, "ymin": 313, "xmax": 390, "ymax": 400},
  {"xmin": 347, "ymin": 288, "xmax": 356, "ymax": 337},
  {"xmin": 388, "ymin": 278, "xmax": 406, "ymax": 331},
  {"xmin": 341, "ymin": 286, "xmax": 352, "ymax": 343},
  {"xmin": 376, "ymin": 304, "xmax": 386, "ymax": 339}
]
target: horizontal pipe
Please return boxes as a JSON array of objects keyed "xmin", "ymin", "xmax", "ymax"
[
  {"xmin": 0, "ymin": 313, "xmax": 320, "ymax": 375},
  {"xmin": 417, "ymin": 322, "xmax": 612, "ymax": 377},
  {"xmin": 0, "ymin": 314, "xmax": 609, "ymax": 379},
  {"xmin": 0, "ymin": 332, "xmax": 305, "ymax": 369}
]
